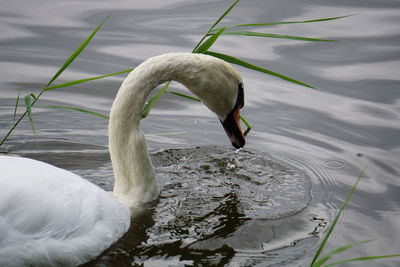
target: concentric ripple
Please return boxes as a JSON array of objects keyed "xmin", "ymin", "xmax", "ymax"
[{"xmin": 147, "ymin": 146, "xmax": 312, "ymax": 245}]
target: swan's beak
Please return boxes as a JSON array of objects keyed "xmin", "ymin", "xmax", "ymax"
[{"xmin": 221, "ymin": 107, "xmax": 245, "ymax": 149}]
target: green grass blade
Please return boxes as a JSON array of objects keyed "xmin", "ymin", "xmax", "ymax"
[
  {"xmin": 209, "ymin": 0, "xmax": 240, "ymax": 31},
  {"xmin": 222, "ymin": 31, "xmax": 336, "ymax": 42},
  {"xmin": 13, "ymin": 88, "xmax": 22, "ymax": 120},
  {"xmin": 44, "ymin": 68, "xmax": 133, "ymax": 91},
  {"xmin": 192, "ymin": 0, "xmax": 240, "ymax": 52},
  {"xmin": 0, "ymin": 17, "xmax": 109, "ymax": 147},
  {"xmin": 205, "ymin": 51, "xmax": 315, "ymax": 88},
  {"xmin": 194, "ymin": 27, "xmax": 226, "ymax": 53},
  {"xmin": 38, "ymin": 105, "xmax": 109, "ymax": 119},
  {"xmin": 310, "ymin": 168, "xmax": 366, "ymax": 265},
  {"xmin": 170, "ymin": 91, "xmax": 201, "ymax": 102},
  {"xmin": 312, "ymin": 239, "xmax": 373, "ymax": 267},
  {"xmin": 141, "ymin": 82, "xmax": 170, "ymax": 119},
  {"xmin": 321, "ymin": 254, "xmax": 400, "ymax": 267},
  {"xmin": 46, "ymin": 15, "xmax": 111, "ymax": 87},
  {"xmin": 237, "ymin": 15, "xmax": 350, "ymax": 27},
  {"xmin": 240, "ymin": 115, "xmax": 251, "ymax": 136},
  {"xmin": 24, "ymin": 94, "xmax": 36, "ymax": 136},
  {"xmin": 211, "ymin": 15, "xmax": 350, "ymax": 32}
]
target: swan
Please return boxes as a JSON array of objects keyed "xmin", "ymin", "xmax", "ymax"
[{"xmin": 0, "ymin": 53, "xmax": 245, "ymax": 266}]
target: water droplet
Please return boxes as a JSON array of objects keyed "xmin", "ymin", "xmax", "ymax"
[{"xmin": 227, "ymin": 162, "xmax": 236, "ymax": 170}]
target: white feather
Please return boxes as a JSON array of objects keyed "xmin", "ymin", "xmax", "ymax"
[{"xmin": 0, "ymin": 156, "xmax": 130, "ymax": 266}]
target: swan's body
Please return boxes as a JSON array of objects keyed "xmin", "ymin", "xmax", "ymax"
[
  {"xmin": 0, "ymin": 156, "xmax": 130, "ymax": 266},
  {"xmin": 0, "ymin": 53, "xmax": 245, "ymax": 266}
]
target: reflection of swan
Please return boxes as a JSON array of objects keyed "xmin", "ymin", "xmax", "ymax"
[{"xmin": 0, "ymin": 53, "xmax": 245, "ymax": 266}]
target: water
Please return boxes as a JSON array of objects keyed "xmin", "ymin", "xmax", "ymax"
[{"xmin": 1, "ymin": 0, "xmax": 400, "ymax": 266}]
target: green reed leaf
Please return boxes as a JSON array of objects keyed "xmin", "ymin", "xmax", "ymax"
[
  {"xmin": 24, "ymin": 94, "xmax": 37, "ymax": 136},
  {"xmin": 321, "ymin": 254, "xmax": 400, "ymax": 267},
  {"xmin": 210, "ymin": 0, "xmax": 240, "ymax": 31},
  {"xmin": 170, "ymin": 91, "xmax": 201, "ymax": 102},
  {"xmin": 38, "ymin": 105, "xmax": 109, "ymax": 119},
  {"xmin": 312, "ymin": 239, "xmax": 373, "ymax": 267},
  {"xmin": 194, "ymin": 27, "xmax": 226, "ymax": 53},
  {"xmin": 205, "ymin": 51, "xmax": 315, "ymax": 88},
  {"xmin": 1, "ymin": 16, "xmax": 110, "ymax": 147},
  {"xmin": 46, "ymin": 15, "xmax": 111, "ymax": 88},
  {"xmin": 44, "ymin": 68, "xmax": 133, "ymax": 91},
  {"xmin": 211, "ymin": 15, "xmax": 351, "ymax": 32},
  {"xmin": 310, "ymin": 168, "xmax": 366, "ymax": 266},
  {"xmin": 236, "ymin": 15, "xmax": 350, "ymax": 27},
  {"xmin": 141, "ymin": 82, "xmax": 170, "ymax": 119},
  {"xmin": 222, "ymin": 31, "xmax": 336, "ymax": 42},
  {"xmin": 240, "ymin": 115, "xmax": 251, "ymax": 136},
  {"xmin": 13, "ymin": 88, "xmax": 22, "ymax": 120},
  {"xmin": 193, "ymin": 0, "xmax": 240, "ymax": 52}
]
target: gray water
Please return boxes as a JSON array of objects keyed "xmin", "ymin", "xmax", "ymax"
[{"xmin": 1, "ymin": 0, "xmax": 400, "ymax": 266}]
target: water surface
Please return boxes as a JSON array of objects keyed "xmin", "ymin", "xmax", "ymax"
[{"xmin": 1, "ymin": 0, "xmax": 400, "ymax": 266}]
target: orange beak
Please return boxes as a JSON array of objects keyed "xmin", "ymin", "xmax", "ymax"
[{"xmin": 221, "ymin": 107, "xmax": 245, "ymax": 149}]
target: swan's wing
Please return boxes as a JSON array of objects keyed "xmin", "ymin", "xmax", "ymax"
[{"xmin": 0, "ymin": 156, "xmax": 130, "ymax": 267}]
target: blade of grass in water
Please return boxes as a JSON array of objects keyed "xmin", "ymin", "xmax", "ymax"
[
  {"xmin": 221, "ymin": 31, "xmax": 336, "ymax": 42},
  {"xmin": 236, "ymin": 15, "xmax": 351, "ymax": 27},
  {"xmin": 309, "ymin": 168, "xmax": 400, "ymax": 266},
  {"xmin": 194, "ymin": 27, "xmax": 226, "ymax": 53},
  {"xmin": 170, "ymin": 91, "xmax": 201, "ymax": 102},
  {"xmin": 310, "ymin": 168, "xmax": 366, "ymax": 265},
  {"xmin": 46, "ymin": 15, "xmax": 111, "ymax": 88},
  {"xmin": 321, "ymin": 254, "xmax": 400, "ymax": 267},
  {"xmin": 211, "ymin": 15, "xmax": 351, "ymax": 33},
  {"xmin": 0, "ymin": 16, "xmax": 109, "ymax": 146},
  {"xmin": 311, "ymin": 239, "xmax": 373, "ymax": 267},
  {"xmin": 38, "ymin": 105, "xmax": 109, "ymax": 119},
  {"xmin": 13, "ymin": 88, "xmax": 22, "ymax": 120},
  {"xmin": 208, "ymin": 0, "xmax": 240, "ymax": 32},
  {"xmin": 24, "ymin": 94, "xmax": 37, "ymax": 136},
  {"xmin": 240, "ymin": 115, "xmax": 251, "ymax": 136},
  {"xmin": 205, "ymin": 51, "xmax": 315, "ymax": 89},
  {"xmin": 44, "ymin": 68, "xmax": 133, "ymax": 91},
  {"xmin": 192, "ymin": 0, "xmax": 240, "ymax": 52},
  {"xmin": 141, "ymin": 82, "xmax": 170, "ymax": 119}
]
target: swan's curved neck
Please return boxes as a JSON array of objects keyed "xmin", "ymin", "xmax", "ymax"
[{"xmin": 109, "ymin": 53, "xmax": 201, "ymax": 207}]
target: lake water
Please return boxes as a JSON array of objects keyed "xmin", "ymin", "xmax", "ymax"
[{"xmin": 1, "ymin": 0, "xmax": 400, "ymax": 266}]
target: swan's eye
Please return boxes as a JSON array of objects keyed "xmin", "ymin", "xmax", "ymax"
[{"xmin": 235, "ymin": 83, "xmax": 244, "ymax": 109}]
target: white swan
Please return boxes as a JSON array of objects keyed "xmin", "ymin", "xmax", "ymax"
[{"xmin": 0, "ymin": 53, "xmax": 245, "ymax": 266}]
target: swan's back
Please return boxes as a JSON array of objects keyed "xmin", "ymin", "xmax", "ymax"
[{"xmin": 0, "ymin": 156, "xmax": 130, "ymax": 266}]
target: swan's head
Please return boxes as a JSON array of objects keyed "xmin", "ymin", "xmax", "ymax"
[{"xmin": 177, "ymin": 54, "xmax": 246, "ymax": 149}]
